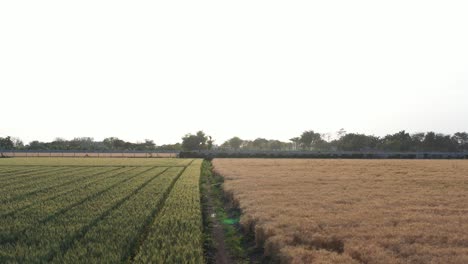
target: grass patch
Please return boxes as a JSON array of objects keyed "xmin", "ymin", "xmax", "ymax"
[
  {"xmin": 201, "ymin": 160, "xmax": 264, "ymax": 264},
  {"xmin": 200, "ymin": 161, "xmax": 216, "ymax": 263}
]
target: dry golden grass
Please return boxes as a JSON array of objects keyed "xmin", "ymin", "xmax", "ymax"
[{"xmin": 212, "ymin": 159, "xmax": 468, "ymax": 264}]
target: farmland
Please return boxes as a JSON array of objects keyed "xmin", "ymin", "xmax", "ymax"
[
  {"xmin": 0, "ymin": 158, "xmax": 204, "ymax": 263},
  {"xmin": 4, "ymin": 157, "xmax": 468, "ymax": 264},
  {"xmin": 213, "ymin": 159, "xmax": 468, "ymax": 264}
]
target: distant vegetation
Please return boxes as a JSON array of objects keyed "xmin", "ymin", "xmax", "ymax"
[
  {"xmin": 0, "ymin": 136, "xmax": 181, "ymax": 152},
  {"xmin": 1, "ymin": 129, "xmax": 467, "ymax": 152},
  {"xmin": 181, "ymin": 131, "xmax": 213, "ymax": 152},
  {"xmin": 220, "ymin": 130, "xmax": 468, "ymax": 152}
]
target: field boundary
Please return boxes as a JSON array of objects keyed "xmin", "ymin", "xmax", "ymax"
[{"xmin": 201, "ymin": 160, "xmax": 264, "ymax": 264}]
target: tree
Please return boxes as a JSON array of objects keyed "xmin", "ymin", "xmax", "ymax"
[
  {"xmin": 380, "ymin": 131, "xmax": 412, "ymax": 151},
  {"xmin": 207, "ymin": 136, "xmax": 214, "ymax": 150},
  {"xmin": 337, "ymin": 133, "xmax": 379, "ymax": 151},
  {"xmin": 0, "ymin": 136, "xmax": 14, "ymax": 150},
  {"xmin": 252, "ymin": 138, "xmax": 269, "ymax": 150},
  {"xmin": 103, "ymin": 137, "xmax": 126, "ymax": 150},
  {"xmin": 226, "ymin": 137, "xmax": 243, "ymax": 150},
  {"xmin": 337, "ymin": 128, "xmax": 347, "ymax": 139},
  {"xmin": 299, "ymin": 130, "xmax": 322, "ymax": 150},
  {"xmin": 182, "ymin": 135, "xmax": 202, "ymax": 151},
  {"xmin": 28, "ymin": 140, "xmax": 46, "ymax": 150},
  {"xmin": 453, "ymin": 132, "xmax": 468, "ymax": 151},
  {"xmin": 48, "ymin": 137, "xmax": 68, "ymax": 150},
  {"xmin": 196, "ymin": 131, "xmax": 208, "ymax": 150},
  {"xmin": 70, "ymin": 137, "xmax": 95, "ymax": 150},
  {"xmin": 268, "ymin": 140, "xmax": 283, "ymax": 150},
  {"xmin": 321, "ymin": 133, "xmax": 332, "ymax": 142},
  {"xmin": 12, "ymin": 137, "xmax": 24, "ymax": 149},
  {"xmin": 157, "ymin": 143, "xmax": 182, "ymax": 151},
  {"xmin": 240, "ymin": 140, "xmax": 253, "ymax": 149},
  {"xmin": 181, "ymin": 131, "xmax": 209, "ymax": 151},
  {"xmin": 134, "ymin": 139, "xmax": 156, "ymax": 151},
  {"xmin": 290, "ymin": 137, "xmax": 300, "ymax": 150},
  {"xmin": 410, "ymin": 132, "xmax": 425, "ymax": 151}
]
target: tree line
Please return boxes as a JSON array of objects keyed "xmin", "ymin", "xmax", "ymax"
[
  {"xmin": 1, "ymin": 130, "xmax": 468, "ymax": 152},
  {"xmin": 0, "ymin": 136, "xmax": 180, "ymax": 151},
  {"xmin": 216, "ymin": 130, "xmax": 468, "ymax": 153}
]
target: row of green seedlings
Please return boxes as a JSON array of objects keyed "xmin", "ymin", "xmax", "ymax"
[
  {"xmin": 1, "ymin": 166, "xmax": 81, "ymax": 189},
  {"xmin": 0, "ymin": 166, "xmax": 135, "ymax": 224},
  {"xmin": 51, "ymin": 166, "xmax": 186, "ymax": 263},
  {"xmin": 0, "ymin": 166, "xmax": 173, "ymax": 263},
  {"xmin": 0, "ymin": 166, "xmax": 151, "ymax": 258},
  {"xmin": 0, "ymin": 166, "xmax": 56, "ymax": 178},
  {"xmin": 134, "ymin": 159, "xmax": 205, "ymax": 263},
  {"xmin": 1, "ymin": 167, "xmax": 102, "ymax": 201},
  {"xmin": 1, "ymin": 167, "xmax": 109, "ymax": 203},
  {"xmin": 0, "ymin": 167, "xmax": 135, "ymax": 218}
]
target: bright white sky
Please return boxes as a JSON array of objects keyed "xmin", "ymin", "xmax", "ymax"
[{"xmin": 1, "ymin": 1, "xmax": 467, "ymax": 145}]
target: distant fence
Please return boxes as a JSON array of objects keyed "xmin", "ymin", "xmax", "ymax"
[
  {"xmin": 0, "ymin": 150, "xmax": 179, "ymax": 158},
  {"xmin": 2, "ymin": 150, "xmax": 468, "ymax": 159},
  {"xmin": 180, "ymin": 150, "xmax": 468, "ymax": 159}
]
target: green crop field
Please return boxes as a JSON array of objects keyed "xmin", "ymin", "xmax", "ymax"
[{"xmin": 0, "ymin": 158, "xmax": 204, "ymax": 263}]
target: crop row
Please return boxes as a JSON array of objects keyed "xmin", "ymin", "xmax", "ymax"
[
  {"xmin": 0, "ymin": 166, "xmax": 50, "ymax": 177},
  {"xmin": 0, "ymin": 166, "xmax": 167, "ymax": 263},
  {"xmin": 1, "ymin": 167, "xmax": 96, "ymax": 193},
  {"xmin": 0, "ymin": 165, "xmax": 46, "ymax": 174},
  {"xmin": 1, "ymin": 166, "xmax": 73, "ymax": 184},
  {"xmin": 1, "ymin": 167, "xmax": 107, "ymax": 203},
  {"xmin": 134, "ymin": 160, "xmax": 204, "ymax": 263},
  {"xmin": 53, "ymin": 167, "xmax": 184, "ymax": 263},
  {"xmin": 0, "ymin": 167, "xmax": 148, "ymax": 247},
  {"xmin": 1, "ymin": 166, "xmax": 88, "ymax": 191},
  {"xmin": 0, "ymin": 167, "xmax": 135, "ymax": 219}
]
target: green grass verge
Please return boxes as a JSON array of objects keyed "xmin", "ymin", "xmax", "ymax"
[{"xmin": 201, "ymin": 160, "xmax": 260, "ymax": 264}]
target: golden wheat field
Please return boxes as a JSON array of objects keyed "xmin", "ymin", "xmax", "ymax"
[{"xmin": 212, "ymin": 159, "xmax": 468, "ymax": 264}]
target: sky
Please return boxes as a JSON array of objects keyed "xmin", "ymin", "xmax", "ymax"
[{"xmin": 1, "ymin": 1, "xmax": 467, "ymax": 145}]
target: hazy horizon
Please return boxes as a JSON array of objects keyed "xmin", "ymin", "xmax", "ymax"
[
  {"xmin": 2, "ymin": 1, "xmax": 467, "ymax": 145},
  {"xmin": 1, "ymin": 128, "xmax": 468, "ymax": 146}
]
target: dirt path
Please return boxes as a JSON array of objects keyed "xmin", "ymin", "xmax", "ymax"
[
  {"xmin": 209, "ymin": 195, "xmax": 232, "ymax": 264},
  {"xmin": 202, "ymin": 167, "xmax": 234, "ymax": 264}
]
